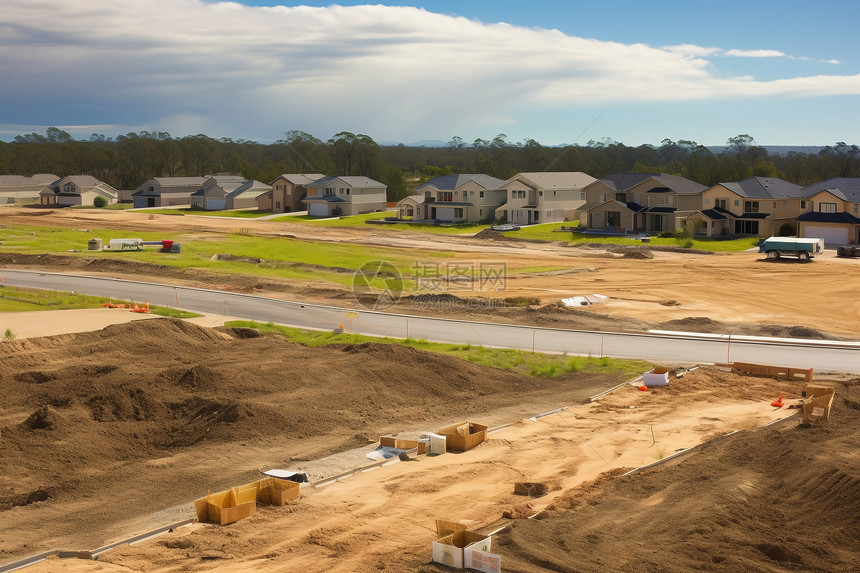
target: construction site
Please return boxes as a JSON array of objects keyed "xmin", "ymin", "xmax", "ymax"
[{"xmin": 0, "ymin": 207, "xmax": 859, "ymax": 571}]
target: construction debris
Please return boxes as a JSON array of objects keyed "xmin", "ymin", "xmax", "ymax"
[
  {"xmin": 716, "ymin": 361, "xmax": 813, "ymax": 382},
  {"xmin": 437, "ymin": 422, "xmax": 488, "ymax": 452}
]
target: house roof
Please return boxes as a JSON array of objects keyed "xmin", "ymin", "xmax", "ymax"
[
  {"xmin": 736, "ymin": 212, "xmax": 770, "ymax": 219},
  {"xmin": 590, "ymin": 173, "xmax": 706, "ymax": 195},
  {"xmin": 583, "ymin": 200, "xmax": 643, "ymax": 213},
  {"xmin": 700, "ymin": 209, "xmax": 728, "ymax": 220},
  {"xmin": 0, "ymin": 174, "xmax": 59, "ymax": 188},
  {"xmin": 796, "ymin": 211, "xmax": 860, "ymax": 223},
  {"xmin": 148, "ymin": 177, "xmax": 208, "ymax": 187},
  {"xmin": 306, "ymin": 176, "xmax": 386, "ymax": 189},
  {"xmin": 718, "ymin": 177, "xmax": 803, "ymax": 199},
  {"xmin": 644, "ymin": 206, "xmax": 677, "ymax": 213},
  {"xmin": 799, "ymin": 177, "xmax": 860, "ymax": 202},
  {"xmin": 432, "ymin": 201, "xmax": 473, "ymax": 207},
  {"xmin": 508, "ymin": 172, "xmax": 596, "ymax": 190},
  {"xmin": 271, "ymin": 174, "xmax": 326, "ymax": 186},
  {"xmin": 228, "ymin": 180, "xmax": 271, "ymax": 198},
  {"xmin": 415, "ymin": 174, "xmax": 505, "ymax": 192}
]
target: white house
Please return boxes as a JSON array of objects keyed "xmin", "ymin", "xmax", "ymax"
[
  {"xmin": 501, "ymin": 172, "xmax": 596, "ymax": 225},
  {"xmin": 39, "ymin": 175, "xmax": 119, "ymax": 206},
  {"xmin": 396, "ymin": 174, "xmax": 506, "ymax": 223}
]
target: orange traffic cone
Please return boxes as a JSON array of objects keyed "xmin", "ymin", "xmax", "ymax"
[
  {"xmin": 639, "ymin": 385, "xmax": 649, "ymax": 392},
  {"xmin": 770, "ymin": 394, "xmax": 784, "ymax": 408}
]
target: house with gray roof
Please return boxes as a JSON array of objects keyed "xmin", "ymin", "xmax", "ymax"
[
  {"xmin": 0, "ymin": 174, "xmax": 58, "ymax": 204},
  {"xmin": 302, "ymin": 176, "xmax": 387, "ymax": 217},
  {"xmin": 579, "ymin": 173, "xmax": 706, "ymax": 233},
  {"xmin": 696, "ymin": 177, "xmax": 804, "ymax": 237},
  {"xmin": 132, "ymin": 176, "xmax": 208, "ymax": 208},
  {"xmin": 794, "ymin": 178, "xmax": 860, "ymax": 245},
  {"xmin": 500, "ymin": 172, "xmax": 596, "ymax": 225},
  {"xmin": 396, "ymin": 174, "xmax": 506, "ymax": 223},
  {"xmin": 39, "ymin": 175, "xmax": 119, "ymax": 206},
  {"xmin": 266, "ymin": 173, "xmax": 326, "ymax": 213}
]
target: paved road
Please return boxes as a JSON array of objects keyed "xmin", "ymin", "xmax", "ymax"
[{"xmin": 3, "ymin": 269, "xmax": 859, "ymax": 374}]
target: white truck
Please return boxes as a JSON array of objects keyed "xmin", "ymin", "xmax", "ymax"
[{"xmin": 758, "ymin": 237, "xmax": 824, "ymax": 261}]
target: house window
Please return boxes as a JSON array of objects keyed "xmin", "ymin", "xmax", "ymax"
[
  {"xmin": 734, "ymin": 199, "xmax": 740, "ymax": 207},
  {"xmin": 580, "ymin": 192, "xmax": 586, "ymax": 200},
  {"xmin": 705, "ymin": 198, "xmax": 711, "ymax": 205},
  {"xmin": 149, "ymin": 186, "xmax": 154, "ymax": 192},
  {"xmin": 553, "ymin": 191, "xmax": 556, "ymax": 196},
  {"xmin": 439, "ymin": 192, "xmax": 453, "ymax": 202},
  {"xmin": 854, "ymin": 204, "xmax": 859, "ymax": 214},
  {"xmin": 801, "ymin": 200, "xmax": 807, "ymax": 209},
  {"xmin": 539, "ymin": 191, "xmax": 543, "ymax": 196},
  {"xmin": 346, "ymin": 189, "xmax": 350, "ymax": 195},
  {"xmin": 470, "ymin": 191, "xmax": 474, "ymax": 196},
  {"xmin": 773, "ymin": 202, "xmax": 777, "ymax": 209},
  {"xmin": 454, "ymin": 208, "xmax": 464, "ymax": 218},
  {"xmin": 275, "ymin": 201, "xmax": 281, "ymax": 209},
  {"xmin": 479, "ymin": 191, "xmax": 484, "ymax": 198},
  {"xmin": 734, "ymin": 220, "xmax": 759, "ymax": 234},
  {"xmin": 744, "ymin": 201, "xmax": 759, "ymax": 213},
  {"xmin": 715, "ymin": 199, "xmax": 726, "ymax": 209},
  {"xmin": 819, "ymin": 203, "xmax": 837, "ymax": 213}
]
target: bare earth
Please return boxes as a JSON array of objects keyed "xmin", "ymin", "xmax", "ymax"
[{"xmin": 1, "ymin": 207, "xmax": 859, "ymax": 571}]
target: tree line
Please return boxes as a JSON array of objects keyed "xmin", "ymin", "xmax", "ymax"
[{"xmin": 1, "ymin": 129, "xmax": 858, "ymax": 202}]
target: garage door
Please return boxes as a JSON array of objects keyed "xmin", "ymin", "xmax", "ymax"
[
  {"xmin": 803, "ymin": 225, "xmax": 849, "ymax": 246},
  {"xmin": 308, "ymin": 203, "xmax": 329, "ymax": 217}
]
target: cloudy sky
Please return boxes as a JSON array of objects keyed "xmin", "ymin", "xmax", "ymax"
[{"xmin": 2, "ymin": 0, "xmax": 859, "ymax": 146}]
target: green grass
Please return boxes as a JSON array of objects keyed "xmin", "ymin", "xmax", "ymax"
[
  {"xmin": 507, "ymin": 223, "xmax": 760, "ymax": 252},
  {"xmin": 0, "ymin": 285, "xmax": 200, "ymax": 318},
  {"xmin": 272, "ymin": 211, "xmax": 395, "ymax": 225},
  {"xmin": 225, "ymin": 320, "xmax": 652, "ymax": 379},
  {"xmin": 134, "ymin": 208, "xmax": 272, "ymax": 218},
  {"xmin": 272, "ymin": 211, "xmax": 499, "ymax": 235},
  {"xmin": 0, "ymin": 223, "xmax": 449, "ymax": 289}
]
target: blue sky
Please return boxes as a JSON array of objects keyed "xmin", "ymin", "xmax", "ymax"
[{"xmin": 2, "ymin": 0, "xmax": 858, "ymax": 147}]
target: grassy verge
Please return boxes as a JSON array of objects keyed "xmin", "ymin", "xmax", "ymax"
[
  {"xmin": 0, "ymin": 285, "xmax": 201, "ymax": 318},
  {"xmin": 507, "ymin": 223, "xmax": 760, "ymax": 252},
  {"xmin": 225, "ymin": 320, "xmax": 652, "ymax": 379}
]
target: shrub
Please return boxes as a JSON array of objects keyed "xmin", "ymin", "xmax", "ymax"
[
  {"xmin": 778, "ymin": 223, "xmax": 796, "ymax": 236},
  {"xmin": 93, "ymin": 196, "xmax": 108, "ymax": 208},
  {"xmin": 4, "ymin": 328, "xmax": 15, "ymax": 340}
]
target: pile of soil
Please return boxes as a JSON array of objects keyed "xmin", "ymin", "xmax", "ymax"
[
  {"xmin": 492, "ymin": 378, "xmax": 860, "ymax": 572},
  {"xmin": 0, "ymin": 319, "xmax": 624, "ymax": 561}
]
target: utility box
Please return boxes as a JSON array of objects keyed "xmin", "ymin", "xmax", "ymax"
[{"xmin": 87, "ymin": 238, "xmax": 103, "ymax": 251}]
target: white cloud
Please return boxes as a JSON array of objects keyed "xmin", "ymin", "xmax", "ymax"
[
  {"xmin": 724, "ymin": 49, "xmax": 786, "ymax": 58},
  {"xmin": 1, "ymin": 0, "xmax": 858, "ymax": 143}
]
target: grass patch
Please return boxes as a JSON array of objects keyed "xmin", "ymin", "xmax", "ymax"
[
  {"xmin": 225, "ymin": 320, "xmax": 652, "ymax": 379},
  {"xmin": 0, "ymin": 285, "xmax": 200, "ymax": 317},
  {"xmin": 272, "ymin": 211, "xmax": 395, "ymax": 225},
  {"xmin": 506, "ymin": 224, "xmax": 760, "ymax": 252}
]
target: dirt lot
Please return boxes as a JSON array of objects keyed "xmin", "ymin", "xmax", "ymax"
[
  {"xmin": 1, "ymin": 206, "xmax": 859, "ymax": 339},
  {"xmin": 1, "ymin": 207, "xmax": 858, "ymax": 571},
  {"xmin": 2, "ymin": 318, "xmax": 854, "ymax": 572}
]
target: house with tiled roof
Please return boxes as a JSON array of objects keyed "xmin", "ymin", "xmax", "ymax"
[
  {"xmin": 501, "ymin": 172, "xmax": 596, "ymax": 225},
  {"xmin": 302, "ymin": 176, "xmax": 387, "ymax": 217},
  {"xmin": 794, "ymin": 178, "xmax": 860, "ymax": 245},
  {"xmin": 396, "ymin": 174, "xmax": 506, "ymax": 223},
  {"xmin": 39, "ymin": 175, "xmax": 119, "ymax": 206},
  {"xmin": 0, "ymin": 174, "xmax": 58, "ymax": 204},
  {"xmin": 578, "ymin": 173, "xmax": 707, "ymax": 233}
]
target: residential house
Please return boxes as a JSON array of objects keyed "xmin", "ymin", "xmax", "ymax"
[
  {"xmin": 0, "ymin": 174, "xmax": 58, "ymax": 204},
  {"xmin": 302, "ymin": 176, "xmax": 387, "ymax": 217},
  {"xmin": 501, "ymin": 172, "xmax": 596, "ymax": 225},
  {"xmin": 794, "ymin": 178, "xmax": 860, "ymax": 245},
  {"xmin": 188, "ymin": 175, "xmax": 271, "ymax": 211},
  {"xmin": 396, "ymin": 174, "xmax": 506, "ymax": 223},
  {"xmin": 579, "ymin": 173, "xmax": 707, "ymax": 233},
  {"xmin": 695, "ymin": 177, "xmax": 804, "ymax": 238},
  {"xmin": 39, "ymin": 175, "xmax": 119, "ymax": 206},
  {"xmin": 266, "ymin": 174, "xmax": 325, "ymax": 213},
  {"xmin": 132, "ymin": 177, "xmax": 207, "ymax": 208}
]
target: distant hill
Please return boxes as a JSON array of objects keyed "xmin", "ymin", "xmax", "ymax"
[{"xmin": 381, "ymin": 141, "xmax": 829, "ymax": 155}]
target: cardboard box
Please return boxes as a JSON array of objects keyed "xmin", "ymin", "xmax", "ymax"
[
  {"xmin": 257, "ymin": 477, "xmax": 300, "ymax": 506},
  {"xmin": 437, "ymin": 422, "xmax": 488, "ymax": 452},
  {"xmin": 802, "ymin": 385, "xmax": 835, "ymax": 424},
  {"xmin": 379, "ymin": 436, "xmax": 427, "ymax": 455},
  {"xmin": 432, "ymin": 520, "xmax": 500, "ymax": 572},
  {"xmin": 194, "ymin": 486, "xmax": 257, "ymax": 525},
  {"xmin": 643, "ymin": 367, "xmax": 670, "ymax": 386}
]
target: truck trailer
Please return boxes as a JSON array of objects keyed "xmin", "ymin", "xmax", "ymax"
[{"xmin": 758, "ymin": 237, "xmax": 824, "ymax": 261}]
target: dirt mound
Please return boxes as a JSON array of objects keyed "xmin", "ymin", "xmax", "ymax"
[
  {"xmin": 495, "ymin": 378, "xmax": 860, "ymax": 572},
  {"xmin": 657, "ymin": 317, "xmax": 841, "ymax": 340},
  {"xmin": 0, "ymin": 319, "xmax": 624, "ymax": 561},
  {"xmin": 473, "ymin": 229, "xmax": 508, "ymax": 241},
  {"xmin": 621, "ymin": 248, "xmax": 654, "ymax": 259}
]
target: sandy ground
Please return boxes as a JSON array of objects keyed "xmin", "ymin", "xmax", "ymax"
[
  {"xmin": 2, "ymin": 208, "xmax": 858, "ymax": 572},
  {"xmin": 17, "ymin": 365, "xmax": 854, "ymax": 573}
]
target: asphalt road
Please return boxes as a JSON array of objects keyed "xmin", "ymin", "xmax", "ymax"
[{"xmin": 3, "ymin": 269, "xmax": 859, "ymax": 374}]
